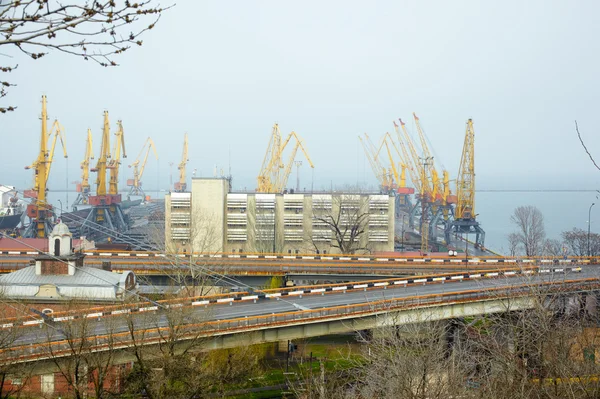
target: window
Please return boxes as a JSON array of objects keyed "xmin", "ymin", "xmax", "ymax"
[
  {"xmin": 288, "ymin": 249, "xmax": 292, "ymax": 254},
  {"xmin": 53, "ymin": 238, "xmax": 60, "ymax": 256}
]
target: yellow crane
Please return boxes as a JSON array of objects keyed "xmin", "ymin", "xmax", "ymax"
[
  {"xmin": 108, "ymin": 120, "xmax": 126, "ymax": 201},
  {"xmin": 359, "ymin": 135, "xmax": 386, "ymax": 189},
  {"xmin": 445, "ymin": 118, "xmax": 485, "ymax": 249},
  {"xmin": 23, "ymin": 96, "xmax": 62, "ymax": 238},
  {"xmin": 412, "ymin": 113, "xmax": 443, "ymax": 202},
  {"xmin": 25, "ymin": 119, "xmax": 68, "ymax": 193},
  {"xmin": 85, "ymin": 112, "xmax": 128, "ymax": 234},
  {"xmin": 174, "ymin": 133, "xmax": 189, "ymax": 192},
  {"xmin": 72, "ymin": 129, "xmax": 94, "ymax": 210},
  {"xmin": 127, "ymin": 137, "xmax": 158, "ymax": 200},
  {"xmin": 397, "ymin": 119, "xmax": 431, "ymax": 199},
  {"xmin": 257, "ymin": 124, "xmax": 283, "ymax": 193},
  {"xmin": 365, "ymin": 133, "xmax": 392, "ymax": 190},
  {"xmin": 456, "ymin": 119, "xmax": 475, "ymax": 220},
  {"xmin": 257, "ymin": 125, "xmax": 314, "ymax": 193},
  {"xmin": 276, "ymin": 132, "xmax": 314, "ymax": 192},
  {"xmin": 393, "ymin": 121, "xmax": 422, "ymax": 195}
]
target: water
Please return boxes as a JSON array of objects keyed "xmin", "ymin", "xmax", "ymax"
[{"xmin": 42, "ymin": 190, "xmax": 599, "ymax": 255}]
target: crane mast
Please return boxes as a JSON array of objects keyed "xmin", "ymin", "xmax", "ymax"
[
  {"xmin": 174, "ymin": 133, "xmax": 188, "ymax": 192},
  {"xmin": 456, "ymin": 119, "xmax": 475, "ymax": 220},
  {"xmin": 108, "ymin": 120, "xmax": 126, "ymax": 200}
]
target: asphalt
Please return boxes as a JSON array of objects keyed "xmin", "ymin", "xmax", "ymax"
[{"xmin": 9, "ymin": 266, "xmax": 600, "ymax": 349}]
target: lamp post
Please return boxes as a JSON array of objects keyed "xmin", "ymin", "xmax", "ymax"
[
  {"xmin": 465, "ymin": 232, "xmax": 469, "ymax": 264},
  {"xmin": 588, "ymin": 202, "xmax": 595, "ymax": 257},
  {"xmin": 400, "ymin": 214, "xmax": 406, "ymax": 252},
  {"xmin": 57, "ymin": 199, "xmax": 63, "ymax": 218}
]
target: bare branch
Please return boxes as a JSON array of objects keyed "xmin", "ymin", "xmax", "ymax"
[{"xmin": 575, "ymin": 120, "xmax": 600, "ymax": 172}]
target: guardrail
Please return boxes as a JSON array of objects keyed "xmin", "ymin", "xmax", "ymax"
[
  {"xmin": 1, "ymin": 250, "xmax": 598, "ymax": 265},
  {"xmin": 0, "ymin": 265, "xmax": 583, "ymax": 329},
  {"xmin": 3, "ymin": 278, "xmax": 599, "ymax": 365}
]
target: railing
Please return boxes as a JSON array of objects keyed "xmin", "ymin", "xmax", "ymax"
[{"xmin": 2, "ymin": 278, "xmax": 599, "ymax": 365}]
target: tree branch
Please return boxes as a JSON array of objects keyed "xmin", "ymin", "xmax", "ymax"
[{"xmin": 575, "ymin": 120, "xmax": 600, "ymax": 172}]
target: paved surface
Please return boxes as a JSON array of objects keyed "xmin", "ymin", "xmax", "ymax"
[{"xmin": 9, "ymin": 266, "xmax": 600, "ymax": 349}]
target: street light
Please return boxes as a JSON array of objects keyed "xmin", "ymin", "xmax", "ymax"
[
  {"xmin": 400, "ymin": 214, "xmax": 406, "ymax": 252},
  {"xmin": 588, "ymin": 202, "xmax": 595, "ymax": 257}
]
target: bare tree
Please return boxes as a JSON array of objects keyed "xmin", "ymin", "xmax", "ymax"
[
  {"xmin": 309, "ymin": 194, "xmax": 371, "ymax": 255},
  {"xmin": 543, "ymin": 238, "xmax": 564, "ymax": 257},
  {"xmin": 507, "ymin": 232, "xmax": 521, "ymax": 257},
  {"xmin": 510, "ymin": 206, "xmax": 546, "ymax": 257},
  {"xmin": 563, "ymin": 228, "xmax": 600, "ymax": 257},
  {"xmin": 0, "ymin": 1, "xmax": 171, "ymax": 112}
]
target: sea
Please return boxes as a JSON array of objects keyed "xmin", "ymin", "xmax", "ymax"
[{"xmin": 41, "ymin": 190, "xmax": 599, "ymax": 255}]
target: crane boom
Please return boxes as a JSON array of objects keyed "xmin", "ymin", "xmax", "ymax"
[
  {"xmin": 45, "ymin": 120, "xmax": 68, "ymax": 182},
  {"xmin": 174, "ymin": 133, "xmax": 189, "ymax": 192},
  {"xmin": 398, "ymin": 119, "xmax": 430, "ymax": 198}
]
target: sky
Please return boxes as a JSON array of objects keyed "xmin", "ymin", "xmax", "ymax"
[{"xmin": 1, "ymin": 1, "xmax": 600, "ymax": 195}]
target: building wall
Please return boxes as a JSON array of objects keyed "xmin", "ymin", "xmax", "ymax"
[{"xmin": 165, "ymin": 178, "xmax": 395, "ymax": 254}]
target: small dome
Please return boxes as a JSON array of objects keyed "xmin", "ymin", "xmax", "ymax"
[{"xmin": 51, "ymin": 222, "xmax": 71, "ymax": 237}]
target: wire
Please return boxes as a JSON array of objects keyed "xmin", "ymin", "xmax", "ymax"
[{"xmin": 11, "ymin": 194, "xmax": 303, "ymax": 308}]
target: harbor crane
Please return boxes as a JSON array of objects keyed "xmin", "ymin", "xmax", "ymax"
[
  {"xmin": 127, "ymin": 137, "xmax": 158, "ymax": 200},
  {"xmin": 257, "ymin": 124, "xmax": 314, "ymax": 193},
  {"xmin": 445, "ymin": 118, "xmax": 485, "ymax": 249},
  {"xmin": 83, "ymin": 112, "xmax": 128, "ymax": 237},
  {"xmin": 72, "ymin": 129, "xmax": 94, "ymax": 210},
  {"xmin": 173, "ymin": 133, "xmax": 188, "ymax": 192},
  {"xmin": 23, "ymin": 96, "xmax": 67, "ymax": 238}
]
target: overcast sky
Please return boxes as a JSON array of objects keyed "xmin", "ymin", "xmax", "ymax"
[{"xmin": 2, "ymin": 1, "xmax": 600, "ymax": 193}]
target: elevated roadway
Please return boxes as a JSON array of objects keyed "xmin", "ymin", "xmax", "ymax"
[
  {"xmin": 0, "ymin": 250, "xmax": 596, "ymax": 279},
  {"xmin": 2, "ymin": 265, "xmax": 599, "ymax": 370}
]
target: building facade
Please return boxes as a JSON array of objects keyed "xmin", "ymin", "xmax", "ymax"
[{"xmin": 165, "ymin": 177, "xmax": 395, "ymax": 254}]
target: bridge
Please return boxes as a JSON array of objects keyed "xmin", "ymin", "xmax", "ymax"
[
  {"xmin": 0, "ymin": 250, "xmax": 596, "ymax": 279},
  {"xmin": 1, "ymin": 265, "xmax": 599, "ymax": 372}
]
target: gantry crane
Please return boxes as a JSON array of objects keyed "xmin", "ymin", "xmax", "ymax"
[
  {"xmin": 22, "ymin": 96, "xmax": 67, "ymax": 238},
  {"xmin": 127, "ymin": 137, "xmax": 158, "ymax": 200},
  {"xmin": 257, "ymin": 124, "xmax": 314, "ymax": 193},
  {"xmin": 445, "ymin": 118, "xmax": 485, "ymax": 249},
  {"xmin": 72, "ymin": 129, "xmax": 94, "ymax": 210},
  {"xmin": 173, "ymin": 133, "xmax": 188, "ymax": 192},
  {"xmin": 83, "ymin": 112, "xmax": 128, "ymax": 237}
]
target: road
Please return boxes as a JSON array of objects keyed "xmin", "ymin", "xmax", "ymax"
[{"xmin": 7, "ymin": 266, "xmax": 600, "ymax": 353}]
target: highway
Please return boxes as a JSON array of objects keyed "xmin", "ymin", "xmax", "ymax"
[{"xmin": 3, "ymin": 265, "xmax": 599, "ymax": 363}]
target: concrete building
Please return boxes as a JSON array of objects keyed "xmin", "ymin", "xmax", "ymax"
[{"xmin": 165, "ymin": 177, "xmax": 395, "ymax": 254}]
